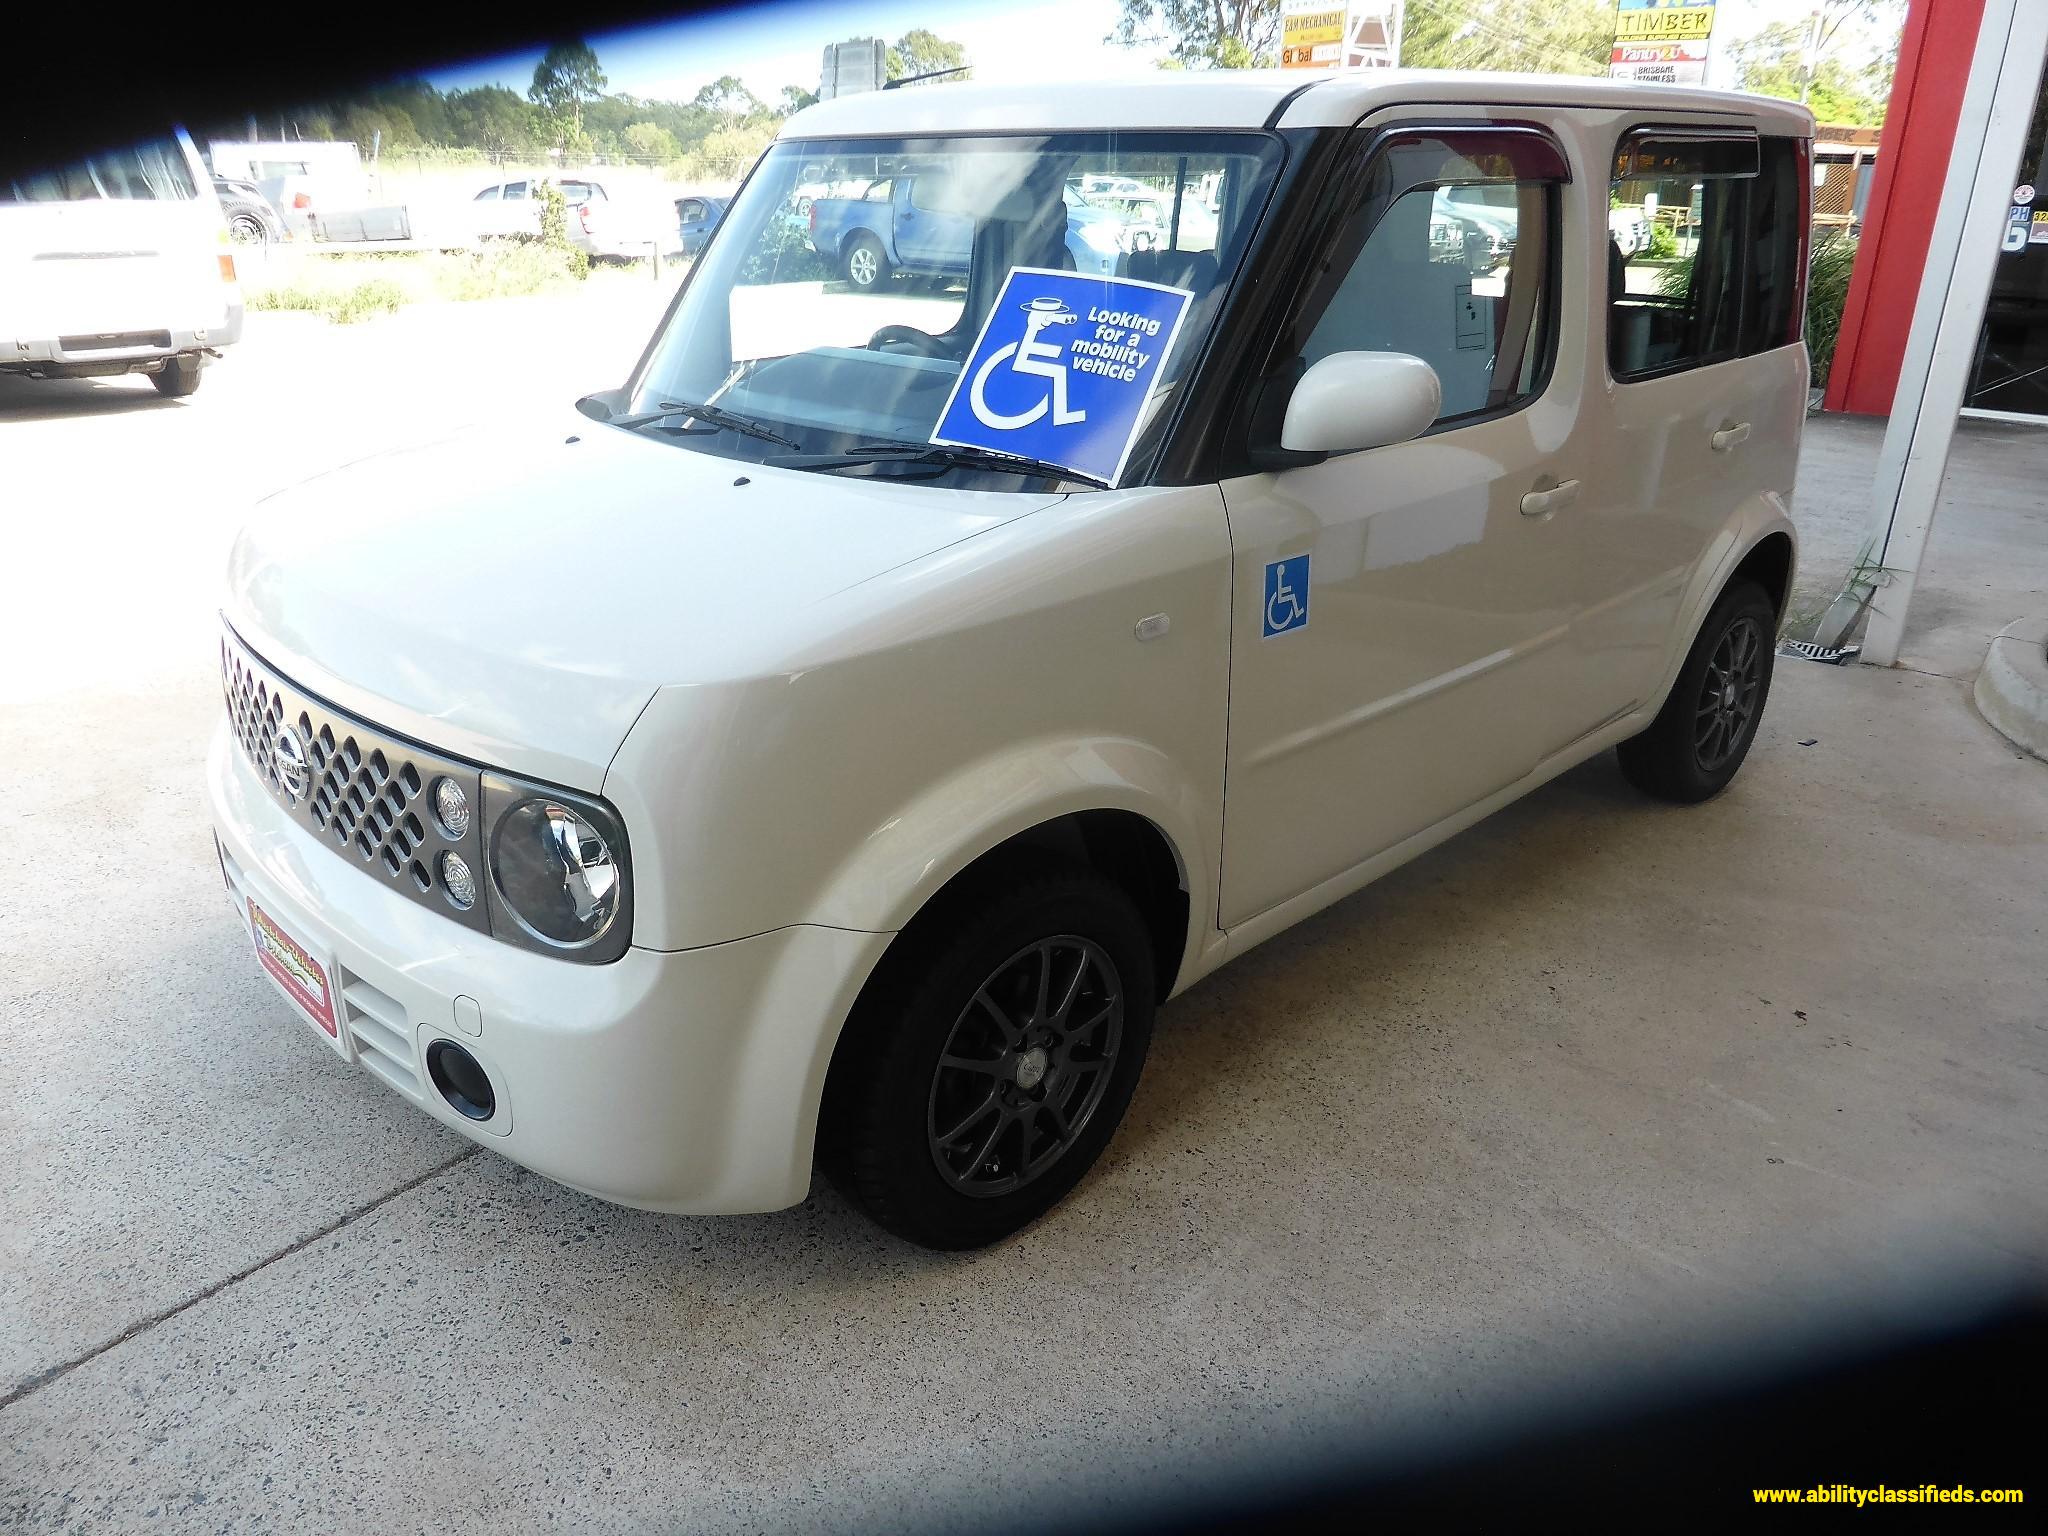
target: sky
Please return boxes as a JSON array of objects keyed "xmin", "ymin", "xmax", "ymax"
[
  {"xmin": 427, "ymin": 0, "xmax": 1170, "ymax": 104},
  {"xmin": 423, "ymin": 1, "xmax": 1892, "ymax": 110}
]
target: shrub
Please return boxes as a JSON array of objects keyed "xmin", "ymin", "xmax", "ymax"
[
  {"xmin": 535, "ymin": 181, "xmax": 590, "ymax": 280},
  {"xmin": 1646, "ymin": 222, "xmax": 1678, "ymax": 260},
  {"xmin": 248, "ymin": 274, "xmax": 404, "ymax": 323},
  {"xmin": 739, "ymin": 211, "xmax": 831, "ymax": 284},
  {"xmin": 1806, "ymin": 233, "xmax": 1858, "ymax": 390}
]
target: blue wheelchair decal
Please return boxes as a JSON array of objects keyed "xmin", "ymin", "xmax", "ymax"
[
  {"xmin": 1263, "ymin": 555, "xmax": 1310, "ymax": 639},
  {"xmin": 930, "ymin": 266, "xmax": 1194, "ymax": 486}
]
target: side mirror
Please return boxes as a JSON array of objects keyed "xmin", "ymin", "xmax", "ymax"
[
  {"xmin": 1279, "ymin": 351, "xmax": 1442, "ymax": 456},
  {"xmin": 575, "ymin": 388, "xmax": 627, "ymax": 422}
]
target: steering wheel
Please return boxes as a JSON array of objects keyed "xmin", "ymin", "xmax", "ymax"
[{"xmin": 867, "ymin": 324, "xmax": 953, "ymax": 358}]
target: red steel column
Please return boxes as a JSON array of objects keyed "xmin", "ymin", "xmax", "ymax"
[{"xmin": 1825, "ymin": 0, "xmax": 1988, "ymax": 415}]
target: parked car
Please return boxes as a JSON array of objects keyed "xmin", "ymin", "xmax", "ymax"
[
  {"xmin": 1609, "ymin": 205, "xmax": 1652, "ymax": 257},
  {"xmin": 674, "ymin": 193, "xmax": 729, "ymax": 257},
  {"xmin": 807, "ymin": 173, "xmax": 1129, "ymax": 288},
  {"xmin": 210, "ymin": 74, "xmax": 1811, "ymax": 1250},
  {"xmin": 469, "ymin": 176, "xmax": 666, "ymax": 258},
  {"xmin": 3, "ymin": 128, "xmax": 242, "ymax": 395},
  {"xmin": 212, "ymin": 174, "xmax": 283, "ymax": 245},
  {"xmin": 1070, "ymin": 173, "xmax": 1222, "ymax": 253}
]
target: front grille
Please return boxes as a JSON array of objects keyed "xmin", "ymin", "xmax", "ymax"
[{"xmin": 221, "ymin": 627, "xmax": 490, "ymax": 934}]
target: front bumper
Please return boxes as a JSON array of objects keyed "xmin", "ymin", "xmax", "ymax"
[{"xmin": 209, "ymin": 721, "xmax": 890, "ymax": 1213}]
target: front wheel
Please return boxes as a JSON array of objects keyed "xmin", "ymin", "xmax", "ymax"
[
  {"xmin": 1617, "ymin": 579, "xmax": 1776, "ymax": 802},
  {"xmin": 821, "ymin": 861, "xmax": 1155, "ymax": 1250}
]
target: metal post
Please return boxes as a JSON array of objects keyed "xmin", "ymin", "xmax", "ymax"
[{"xmin": 1812, "ymin": 0, "xmax": 2048, "ymax": 666}]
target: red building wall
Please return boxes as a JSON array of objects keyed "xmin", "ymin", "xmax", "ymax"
[{"xmin": 1824, "ymin": 0, "xmax": 1986, "ymax": 415}]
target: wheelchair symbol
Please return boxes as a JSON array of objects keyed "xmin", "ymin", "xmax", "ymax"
[
  {"xmin": 969, "ymin": 297, "xmax": 1088, "ymax": 431},
  {"xmin": 1263, "ymin": 555, "xmax": 1309, "ymax": 638}
]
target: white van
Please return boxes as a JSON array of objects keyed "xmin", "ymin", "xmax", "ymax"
[
  {"xmin": 210, "ymin": 73, "xmax": 1811, "ymax": 1248},
  {"xmin": 2, "ymin": 130, "xmax": 241, "ymax": 396}
]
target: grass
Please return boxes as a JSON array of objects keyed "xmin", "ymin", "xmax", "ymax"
[{"xmin": 242, "ymin": 241, "xmax": 633, "ymax": 323}]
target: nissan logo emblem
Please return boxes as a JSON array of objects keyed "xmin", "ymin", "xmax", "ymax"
[{"xmin": 274, "ymin": 723, "xmax": 311, "ymax": 801}]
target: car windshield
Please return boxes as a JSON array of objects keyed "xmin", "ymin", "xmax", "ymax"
[{"xmin": 626, "ymin": 131, "xmax": 1284, "ymax": 488}]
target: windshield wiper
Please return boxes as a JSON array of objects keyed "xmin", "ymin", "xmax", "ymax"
[
  {"xmin": 609, "ymin": 399, "xmax": 799, "ymax": 449},
  {"xmin": 768, "ymin": 441, "xmax": 1107, "ymax": 488}
]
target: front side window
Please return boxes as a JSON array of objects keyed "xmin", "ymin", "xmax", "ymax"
[
  {"xmin": 626, "ymin": 131, "xmax": 1285, "ymax": 487},
  {"xmin": 474, "ymin": 185, "xmax": 501, "ymax": 201},
  {"xmin": 1292, "ymin": 127, "xmax": 1565, "ymax": 427},
  {"xmin": 1608, "ymin": 131, "xmax": 1759, "ymax": 378}
]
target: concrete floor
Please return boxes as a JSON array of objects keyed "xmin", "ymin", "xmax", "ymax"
[{"xmin": 4, "ymin": 307, "xmax": 2046, "ymax": 1530}]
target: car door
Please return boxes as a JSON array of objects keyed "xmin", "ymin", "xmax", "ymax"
[
  {"xmin": 1594, "ymin": 124, "xmax": 1793, "ymax": 709},
  {"xmin": 1217, "ymin": 120, "xmax": 1617, "ymax": 929},
  {"xmin": 895, "ymin": 177, "xmax": 972, "ymax": 271}
]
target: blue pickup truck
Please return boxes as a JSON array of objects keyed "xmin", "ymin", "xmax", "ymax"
[{"xmin": 806, "ymin": 175, "xmax": 1127, "ymax": 289}]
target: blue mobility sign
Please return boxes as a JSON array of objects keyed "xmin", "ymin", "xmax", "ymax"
[
  {"xmin": 929, "ymin": 266, "xmax": 1195, "ymax": 486},
  {"xmin": 1263, "ymin": 555, "xmax": 1310, "ymax": 639}
]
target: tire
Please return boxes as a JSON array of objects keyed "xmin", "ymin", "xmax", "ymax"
[
  {"xmin": 821, "ymin": 858, "xmax": 1156, "ymax": 1250},
  {"xmin": 150, "ymin": 354, "xmax": 204, "ymax": 397},
  {"xmin": 223, "ymin": 204, "xmax": 271, "ymax": 245},
  {"xmin": 1617, "ymin": 579, "xmax": 1777, "ymax": 803},
  {"xmin": 844, "ymin": 234, "xmax": 889, "ymax": 290}
]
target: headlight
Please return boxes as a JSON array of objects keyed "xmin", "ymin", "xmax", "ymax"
[{"xmin": 476, "ymin": 776, "xmax": 632, "ymax": 961}]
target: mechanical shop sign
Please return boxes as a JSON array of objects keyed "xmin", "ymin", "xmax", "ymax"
[
  {"xmin": 1281, "ymin": 0, "xmax": 1347, "ymax": 69},
  {"xmin": 1610, "ymin": 1, "xmax": 1716, "ymax": 87}
]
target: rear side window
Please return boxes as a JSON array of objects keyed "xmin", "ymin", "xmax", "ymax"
[
  {"xmin": 1740, "ymin": 137, "xmax": 1810, "ymax": 354},
  {"xmin": 3, "ymin": 138, "xmax": 197, "ymax": 202},
  {"xmin": 1295, "ymin": 127, "xmax": 1567, "ymax": 427},
  {"xmin": 862, "ymin": 179, "xmax": 894, "ymax": 203},
  {"xmin": 1608, "ymin": 131, "xmax": 1759, "ymax": 378},
  {"xmin": 503, "ymin": 182, "xmax": 528, "ymax": 201}
]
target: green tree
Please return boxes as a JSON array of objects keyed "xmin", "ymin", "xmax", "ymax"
[
  {"xmin": 529, "ymin": 41, "xmax": 607, "ymax": 141},
  {"xmin": 622, "ymin": 121, "xmax": 681, "ymax": 162},
  {"xmin": 342, "ymin": 104, "xmax": 420, "ymax": 154},
  {"xmin": 446, "ymin": 86, "xmax": 538, "ymax": 159},
  {"xmin": 694, "ymin": 74, "xmax": 764, "ymax": 133},
  {"xmin": 1731, "ymin": 8, "xmax": 1902, "ymax": 125},
  {"xmin": 1110, "ymin": 0, "xmax": 1278, "ymax": 68},
  {"xmin": 886, "ymin": 28, "xmax": 971, "ymax": 84},
  {"xmin": 780, "ymin": 84, "xmax": 819, "ymax": 114},
  {"xmin": 1399, "ymin": 0, "xmax": 1612, "ymax": 76}
]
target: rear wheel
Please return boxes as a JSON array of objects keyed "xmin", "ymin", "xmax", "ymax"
[
  {"xmin": 821, "ymin": 860, "xmax": 1155, "ymax": 1250},
  {"xmin": 1617, "ymin": 579, "xmax": 1776, "ymax": 802},
  {"xmin": 844, "ymin": 234, "xmax": 889, "ymax": 290},
  {"xmin": 150, "ymin": 354, "xmax": 205, "ymax": 397}
]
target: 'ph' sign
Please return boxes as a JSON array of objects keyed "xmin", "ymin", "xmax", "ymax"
[{"xmin": 931, "ymin": 266, "xmax": 1194, "ymax": 486}]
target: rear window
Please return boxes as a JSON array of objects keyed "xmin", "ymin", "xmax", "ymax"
[{"xmin": 3, "ymin": 137, "xmax": 198, "ymax": 202}]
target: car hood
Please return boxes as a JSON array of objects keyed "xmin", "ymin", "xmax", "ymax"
[{"xmin": 224, "ymin": 414, "xmax": 1061, "ymax": 791}]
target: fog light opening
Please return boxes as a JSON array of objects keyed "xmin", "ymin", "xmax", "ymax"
[{"xmin": 426, "ymin": 1038, "xmax": 496, "ymax": 1122}]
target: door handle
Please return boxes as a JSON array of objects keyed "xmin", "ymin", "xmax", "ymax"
[
  {"xmin": 1711, "ymin": 421, "xmax": 1752, "ymax": 451},
  {"xmin": 1520, "ymin": 478, "xmax": 1581, "ymax": 517}
]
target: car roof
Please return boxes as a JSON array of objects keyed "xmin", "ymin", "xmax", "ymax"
[{"xmin": 782, "ymin": 69, "xmax": 1814, "ymax": 139}]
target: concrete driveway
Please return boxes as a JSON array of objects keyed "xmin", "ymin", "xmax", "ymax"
[{"xmin": 4, "ymin": 302, "xmax": 2046, "ymax": 1531}]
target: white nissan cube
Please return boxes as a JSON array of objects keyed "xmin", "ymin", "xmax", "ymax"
[{"xmin": 211, "ymin": 72, "xmax": 1811, "ymax": 1249}]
